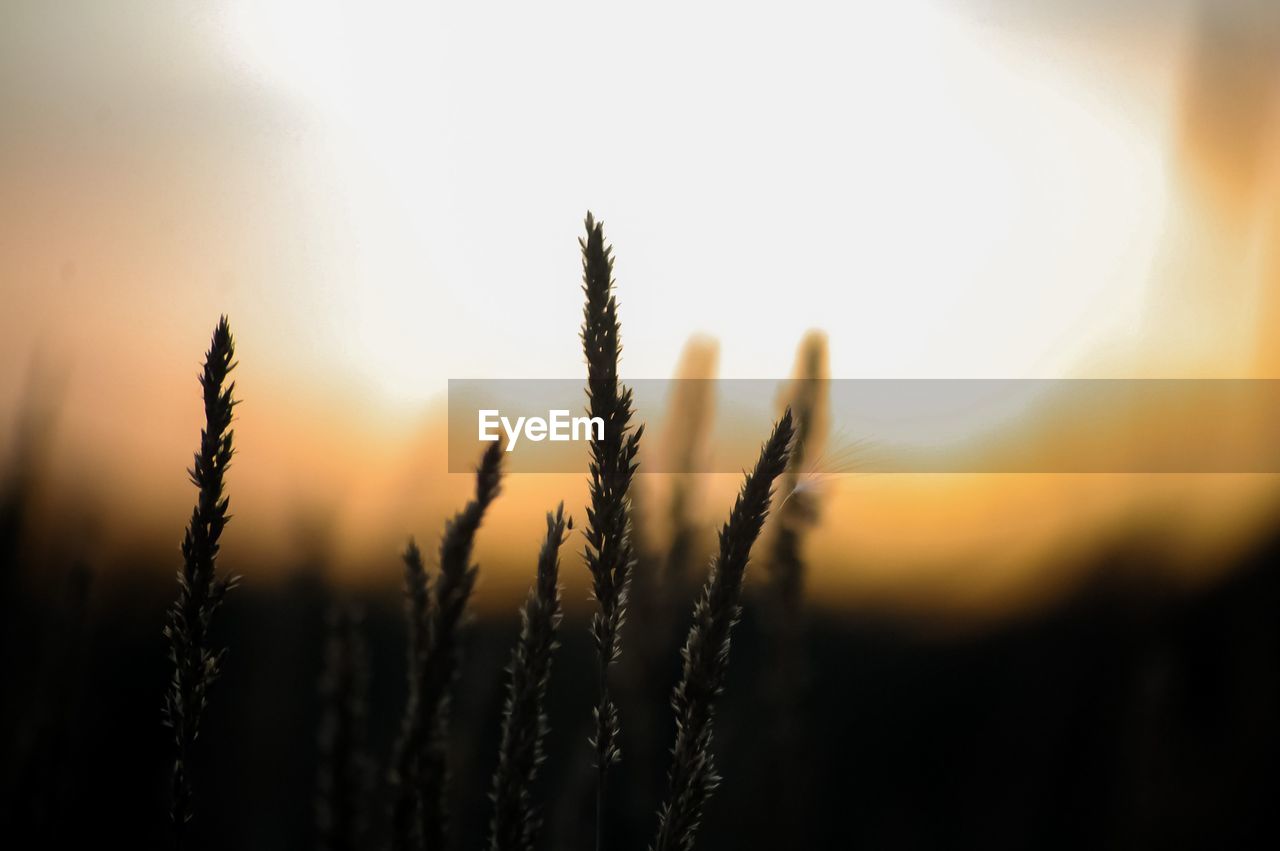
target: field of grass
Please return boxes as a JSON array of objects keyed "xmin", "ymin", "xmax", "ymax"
[{"xmin": 2, "ymin": 214, "xmax": 1280, "ymax": 849}]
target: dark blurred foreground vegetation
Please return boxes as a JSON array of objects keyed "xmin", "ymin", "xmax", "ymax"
[{"xmin": 2, "ymin": 494, "xmax": 1280, "ymax": 850}]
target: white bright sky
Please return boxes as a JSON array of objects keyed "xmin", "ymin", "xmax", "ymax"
[{"xmin": 219, "ymin": 0, "xmax": 1180, "ymax": 404}]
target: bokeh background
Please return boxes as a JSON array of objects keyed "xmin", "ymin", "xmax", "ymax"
[{"xmin": 2, "ymin": 1, "xmax": 1279, "ymax": 848}]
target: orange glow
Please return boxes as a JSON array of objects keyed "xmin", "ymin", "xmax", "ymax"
[{"xmin": 2, "ymin": 2, "xmax": 1278, "ymax": 624}]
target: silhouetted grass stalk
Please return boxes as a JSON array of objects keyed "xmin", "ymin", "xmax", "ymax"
[
  {"xmin": 651, "ymin": 410, "xmax": 794, "ymax": 851},
  {"xmin": 579, "ymin": 211, "xmax": 644, "ymax": 851},
  {"xmin": 317, "ymin": 605, "xmax": 372, "ymax": 851},
  {"xmin": 768, "ymin": 332, "xmax": 828, "ymax": 612},
  {"xmin": 389, "ymin": 540, "xmax": 431, "ymax": 851},
  {"xmin": 487, "ymin": 504, "xmax": 571, "ymax": 851},
  {"xmin": 763, "ymin": 333, "xmax": 829, "ymax": 847},
  {"xmin": 389, "ymin": 443, "xmax": 503, "ymax": 851},
  {"xmin": 162, "ymin": 316, "xmax": 239, "ymax": 849},
  {"xmin": 662, "ymin": 340, "xmax": 719, "ymax": 588}
]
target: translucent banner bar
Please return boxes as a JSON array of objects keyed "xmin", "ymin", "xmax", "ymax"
[{"xmin": 447, "ymin": 379, "xmax": 1280, "ymax": 474}]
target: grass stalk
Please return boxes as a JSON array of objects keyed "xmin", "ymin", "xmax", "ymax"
[
  {"xmin": 767, "ymin": 331, "xmax": 829, "ymax": 613},
  {"xmin": 762, "ymin": 332, "xmax": 829, "ymax": 846},
  {"xmin": 161, "ymin": 316, "xmax": 239, "ymax": 848},
  {"xmin": 389, "ymin": 443, "xmax": 503, "ymax": 850},
  {"xmin": 662, "ymin": 338, "xmax": 719, "ymax": 588},
  {"xmin": 317, "ymin": 604, "xmax": 372, "ymax": 851},
  {"xmin": 579, "ymin": 211, "xmax": 644, "ymax": 851},
  {"xmin": 651, "ymin": 410, "xmax": 794, "ymax": 851},
  {"xmin": 487, "ymin": 504, "xmax": 571, "ymax": 851},
  {"xmin": 389, "ymin": 540, "xmax": 431, "ymax": 850}
]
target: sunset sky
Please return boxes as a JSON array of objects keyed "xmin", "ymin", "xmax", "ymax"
[{"xmin": 2, "ymin": 1, "xmax": 1278, "ymax": 618}]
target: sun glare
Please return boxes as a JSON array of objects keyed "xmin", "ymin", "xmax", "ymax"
[{"xmin": 223, "ymin": 0, "xmax": 1172, "ymax": 404}]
